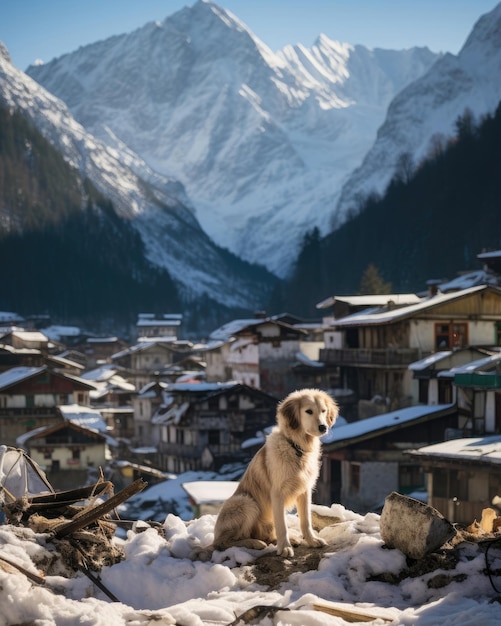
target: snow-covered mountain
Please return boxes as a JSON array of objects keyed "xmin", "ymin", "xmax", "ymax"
[
  {"xmin": 0, "ymin": 42, "xmax": 275, "ymax": 310},
  {"xmin": 26, "ymin": 0, "xmax": 438, "ymax": 276},
  {"xmin": 335, "ymin": 2, "xmax": 501, "ymax": 220}
]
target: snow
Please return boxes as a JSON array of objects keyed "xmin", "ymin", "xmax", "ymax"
[
  {"xmin": 336, "ymin": 3, "xmax": 501, "ymax": 223},
  {"xmin": 25, "ymin": 2, "xmax": 439, "ymax": 277},
  {"xmin": 331, "ymin": 285, "xmax": 491, "ymax": 327},
  {"xmin": 320, "ymin": 404, "xmax": 455, "ymax": 445},
  {"xmin": 1, "ymin": 472, "xmax": 501, "ymax": 625},
  {"xmin": 0, "ymin": 366, "xmax": 44, "ymax": 390},
  {"xmin": 409, "ymin": 435, "xmax": 501, "ymax": 464}
]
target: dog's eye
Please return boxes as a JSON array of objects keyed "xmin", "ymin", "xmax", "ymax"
[{"xmin": 305, "ymin": 409, "xmax": 313, "ymax": 414}]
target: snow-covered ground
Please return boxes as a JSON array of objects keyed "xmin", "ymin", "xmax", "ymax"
[{"xmin": 1, "ymin": 473, "xmax": 501, "ymax": 626}]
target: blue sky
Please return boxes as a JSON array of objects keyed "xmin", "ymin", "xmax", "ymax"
[{"xmin": 2, "ymin": 0, "xmax": 500, "ymax": 70}]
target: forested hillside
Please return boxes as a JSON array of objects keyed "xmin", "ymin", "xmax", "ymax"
[
  {"xmin": 0, "ymin": 105, "xmax": 182, "ymax": 333},
  {"xmin": 276, "ymin": 103, "xmax": 501, "ymax": 317}
]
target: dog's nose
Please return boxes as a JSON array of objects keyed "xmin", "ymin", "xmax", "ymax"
[{"xmin": 319, "ymin": 424, "xmax": 327, "ymax": 433}]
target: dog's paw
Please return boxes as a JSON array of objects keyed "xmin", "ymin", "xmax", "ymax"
[
  {"xmin": 276, "ymin": 543, "xmax": 294, "ymax": 557},
  {"xmin": 305, "ymin": 535, "xmax": 327, "ymax": 548}
]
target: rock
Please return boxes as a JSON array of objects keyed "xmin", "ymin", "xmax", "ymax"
[{"xmin": 380, "ymin": 492, "xmax": 456, "ymax": 560}]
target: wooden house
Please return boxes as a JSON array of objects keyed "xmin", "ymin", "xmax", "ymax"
[
  {"xmin": 136, "ymin": 313, "xmax": 183, "ymax": 340},
  {"xmin": 133, "ymin": 381, "xmax": 277, "ymax": 474},
  {"xmin": 408, "ymin": 347, "xmax": 491, "ymax": 405},
  {"xmin": 319, "ymin": 403, "xmax": 458, "ymax": 513},
  {"xmin": 204, "ymin": 316, "xmax": 308, "ymax": 398},
  {"xmin": 0, "ymin": 366, "xmax": 96, "ymax": 446},
  {"xmin": 319, "ymin": 285, "xmax": 501, "ymax": 420},
  {"xmin": 111, "ymin": 340, "xmax": 191, "ymax": 389},
  {"xmin": 19, "ymin": 421, "xmax": 107, "ymax": 490},
  {"xmin": 409, "ymin": 435, "xmax": 501, "ymax": 525}
]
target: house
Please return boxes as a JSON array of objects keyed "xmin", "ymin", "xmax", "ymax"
[
  {"xmin": 82, "ymin": 365, "xmax": 136, "ymax": 408},
  {"xmin": 204, "ymin": 316, "xmax": 308, "ymax": 398},
  {"xmin": 441, "ymin": 352, "xmax": 501, "ymax": 434},
  {"xmin": 0, "ymin": 329, "xmax": 51, "ymax": 353},
  {"xmin": 132, "ymin": 382, "xmax": 278, "ymax": 474},
  {"xmin": 78, "ymin": 336, "xmax": 129, "ymax": 368},
  {"xmin": 18, "ymin": 421, "xmax": 108, "ymax": 490},
  {"xmin": 317, "ymin": 293, "xmax": 422, "ymax": 324},
  {"xmin": 136, "ymin": 313, "xmax": 183, "ymax": 340},
  {"xmin": 0, "ymin": 344, "xmax": 45, "ymax": 373},
  {"xmin": 319, "ymin": 403, "xmax": 458, "ymax": 514},
  {"xmin": 319, "ymin": 285, "xmax": 501, "ymax": 419},
  {"xmin": 408, "ymin": 347, "xmax": 492, "ymax": 405},
  {"xmin": 0, "ymin": 366, "xmax": 96, "ymax": 446},
  {"xmin": 408, "ymin": 435, "xmax": 501, "ymax": 525},
  {"xmin": 111, "ymin": 340, "xmax": 192, "ymax": 389}
]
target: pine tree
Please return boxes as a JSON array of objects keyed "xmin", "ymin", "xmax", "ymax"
[{"xmin": 359, "ymin": 264, "xmax": 392, "ymax": 295}]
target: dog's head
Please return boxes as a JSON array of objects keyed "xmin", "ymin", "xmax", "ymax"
[{"xmin": 277, "ymin": 388, "xmax": 339, "ymax": 438}]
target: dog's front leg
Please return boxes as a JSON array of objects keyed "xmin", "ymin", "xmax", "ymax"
[
  {"xmin": 297, "ymin": 490, "xmax": 326, "ymax": 548},
  {"xmin": 271, "ymin": 491, "xmax": 294, "ymax": 557}
]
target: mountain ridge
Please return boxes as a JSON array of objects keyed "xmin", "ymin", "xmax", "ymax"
[
  {"xmin": 0, "ymin": 44, "xmax": 277, "ymax": 317},
  {"xmin": 334, "ymin": 2, "xmax": 501, "ymax": 220},
  {"xmin": 27, "ymin": 0, "xmax": 438, "ymax": 276}
]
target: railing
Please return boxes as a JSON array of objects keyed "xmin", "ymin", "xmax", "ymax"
[
  {"xmin": 0, "ymin": 407, "xmax": 58, "ymax": 417},
  {"xmin": 320, "ymin": 348, "xmax": 426, "ymax": 367}
]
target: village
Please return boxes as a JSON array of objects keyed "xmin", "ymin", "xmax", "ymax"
[{"xmin": 1, "ymin": 249, "xmax": 501, "ymax": 528}]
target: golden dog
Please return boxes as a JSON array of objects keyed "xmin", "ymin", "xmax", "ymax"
[{"xmin": 213, "ymin": 388, "xmax": 338, "ymax": 556}]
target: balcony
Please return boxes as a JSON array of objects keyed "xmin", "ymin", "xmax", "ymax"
[{"xmin": 320, "ymin": 347, "xmax": 426, "ymax": 368}]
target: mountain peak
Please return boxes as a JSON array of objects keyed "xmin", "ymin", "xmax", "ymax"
[
  {"xmin": 26, "ymin": 2, "xmax": 439, "ymax": 276},
  {"xmin": 0, "ymin": 41, "xmax": 11, "ymax": 65}
]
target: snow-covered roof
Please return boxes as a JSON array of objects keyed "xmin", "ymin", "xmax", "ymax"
[
  {"xmin": 59, "ymin": 404, "xmax": 108, "ymax": 434},
  {"xmin": 81, "ymin": 365, "xmax": 119, "ymax": 381},
  {"xmin": 87, "ymin": 336, "xmax": 119, "ymax": 343},
  {"xmin": 137, "ymin": 319, "xmax": 181, "ymax": 327},
  {"xmin": 0, "ymin": 311, "xmax": 24, "ymax": 323},
  {"xmin": 0, "ymin": 366, "xmax": 45, "ymax": 390},
  {"xmin": 332, "ymin": 285, "xmax": 497, "ymax": 327},
  {"xmin": 294, "ymin": 351, "xmax": 324, "ymax": 367},
  {"xmin": 437, "ymin": 351, "xmax": 501, "ymax": 378},
  {"xmin": 12, "ymin": 330, "xmax": 48, "ymax": 343},
  {"xmin": 477, "ymin": 249, "xmax": 501, "ymax": 260},
  {"xmin": 439, "ymin": 270, "xmax": 498, "ymax": 292},
  {"xmin": 316, "ymin": 293, "xmax": 422, "ymax": 310},
  {"xmin": 40, "ymin": 325, "xmax": 82, "ymax": 340},
  {"xmin": 209, "ymin": 318, "xmax": 266, "ymax": 342},
  {"xmin": 408, "ymin": 351, "xmax": 453, "ymax": 371},
  {"xmin": 322, "ymin": 404, "xmax": 456, "ymax": 447},
  {"xmin": 409, "ymin": 435, "xmax": 501, "ymax": 465},
  {"xmin": 152, "ymin": 401, "xmax": 189, "ymax": 425},
  {"xmin": 181, "ymin": 480, "xmax": 238, "ymax": 505}
]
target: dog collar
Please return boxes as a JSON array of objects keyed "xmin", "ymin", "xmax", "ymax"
[{"xmin": 286, "ymin": 438, "xmax": 304, "ymax": 458}]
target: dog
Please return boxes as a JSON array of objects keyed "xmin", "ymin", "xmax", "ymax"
[{"xmin": 213, "ymin": 388, "xmax": 339, "ymax": 557}]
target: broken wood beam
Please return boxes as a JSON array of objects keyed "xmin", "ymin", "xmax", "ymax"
[{"xmin": 54, "ymin": 478, "xmax": 147, "ymax": 539}]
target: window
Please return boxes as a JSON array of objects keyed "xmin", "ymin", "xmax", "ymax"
[
  {"xmin": 349, "ymin": 463, "xmax": 360, "ymax": 492},
  {"xmin": 399, "ymin": 464, "xmax": 423, "ymax": 491},
  {"xmin": 208, "ymin": 430, "xmax": 220, "ymax": 445},
  {"xmin": 176, "ymin": 429, "xmax": 184, "ymax": 445},
  {"xmin": 72, "ymin": 449, "xmax": 80, "ymax": 460},
  {"xmin": 418, "ymin": 379, "xmax": 429, "ymax": 404},
  {"xmin": 438, "ymin": 379, "xmax": 452, "ymax": 404},
  {"xmin": 208, "ymin": 396, "xmax": 219, "ymax": 410},
  {"xmin": 435, "ymin": 323, "xmax": 468, "ymax": 350}
]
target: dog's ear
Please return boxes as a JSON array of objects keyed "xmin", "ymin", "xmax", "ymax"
[
  {"xmin": 278, "ymin": 396, "xmax": 300, "ymax": 430},
  {"xmin": 326, "ymin": 396, "xmax": 340, "ymax": 428}
]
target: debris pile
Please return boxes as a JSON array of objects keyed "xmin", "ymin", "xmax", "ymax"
[{"xmin": 0, "ymin": 446, "xmax": 146, "ymax": 586}]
